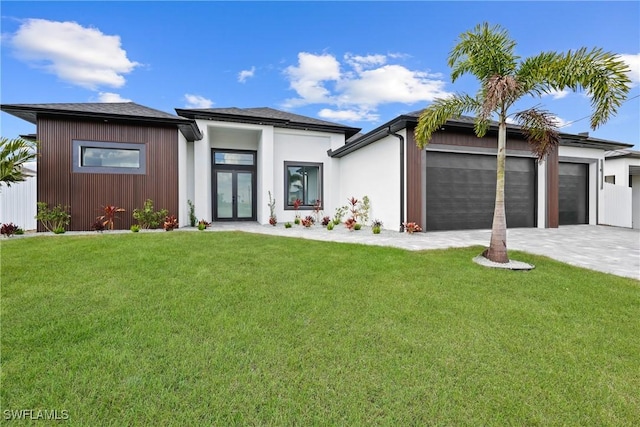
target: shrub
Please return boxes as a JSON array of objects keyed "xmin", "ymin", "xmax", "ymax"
[
  {"xmin": 197, "ymin": 219, "xmax": 210, "ymax": 231},
  {"xmin": 133, "ymin": 199, "xmax": 168, "ymax": 229},
  {"xmin": 1, "ymin": 223, "xmax": 19, "ymax": 237},
  {"xmin": 354, "ymin": 223, "xmax": 362, "ymax": 231},
  {"xmin": 404, "ymin": 222, "xmax": 423, "ymax": 234},
  {"xmin": 344, "ymin": 217, "xmax": 357, "ymax": 231},
  {"xmin": 372, "ymin": 219, "xmax": 383, "ymax": 235},
  {"xmin": 96, "ymin": 205, "xmax": 125, "ymax": 230},
  {"xmin": 187, "ymin": 200, "xmax": 197, "ymax": 227},
  {"xmin": 35, "ymin": 202, "xmax": 70, "ymax": 233},
  {"xmin": 130, "ymin": 225, "xmax": 140, "ymax": 233},
  {"xmin": 163, "ymin": 215, "xmax": 178, "ymax": 231},
  {"xmin": 326, "ymin": 222, "xmax": 334, "ymax": 231},
  {"xmin": 15, "ymin": 228, "xmax": 24, "ymax": 235},
  {"xmin": 268, "ymin": 191, "xmax": 277, "ymax": 226},
  {"xmin": 284, "ymin": 222, "xmax": 292, "ymax": 228},
  {"xmin": 92, "ymin": 220, "xmax": 106, "ymax": 233},
  {"xmin": 321, "ymin": 216, "xmax": 331, "ymax": 226},
  {"xmin": 301, "ymin": 216, "xmax": 314, "ymax": 228},
  {"xmin": 53, "ymin": 226, "xmax": 66, "ymax": 234},
  {"xmin": 294, "ymin": 218, "xmax": 300, "ymax": 225}
]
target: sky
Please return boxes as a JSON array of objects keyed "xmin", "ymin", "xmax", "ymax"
[{"xmin": 1, "ymin": 1, "xmax": 639, "ymax": 149}]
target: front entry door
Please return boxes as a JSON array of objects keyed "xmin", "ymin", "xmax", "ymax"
[
  {"xmin": 215, "ymin": 171, "xmax": 254, "ymax": 220},
  {"xmin": 212, "ymin": 150, "xmax": 257, "ymax": 221}
]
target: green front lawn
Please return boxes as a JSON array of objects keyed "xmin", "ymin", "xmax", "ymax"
[{"xmin": 1, "ymin": 232, "xmax": 638, "ymax": 425}]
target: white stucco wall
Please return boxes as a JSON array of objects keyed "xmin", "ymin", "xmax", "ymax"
[
  {"xmin": 633, "ymin": 175, "xmax": 640, "ymax": 229},
  {"xmin": 188, "ymin": 120, "xmax": 345, "ymax": 225},
  {"xmin": 338, "ymin": 133, "xmax": 402, "ymax": 230},
  {"xmin": 605, "ymin": 156, "xmax": 640, "ymax": 229},
  {"xmin": 558, "ymin": 145, "xmax": 605, "ymax": 226},
  {"xmin": 272, "ymin": 129, "xmax": 338, "ymax": 224}
]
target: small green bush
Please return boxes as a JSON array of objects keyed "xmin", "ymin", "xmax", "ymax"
[
  {"xmin": 130, "ymin": 225, "xmax": 140, "ymax": 233},
  {"xmin": 354, "ymin": 223, "xmax": 362, "ymax": 231},
  {"xmin": 35, "ymin": 202, "xmax": 70, "ymax": 233},
  {"xmin": 326, "ymin": 222, "xmax": 334, "ymax": 231},
  {"xmin": 284, "ymin": 222, "xmax": 292, "ymax": 228},
  {"xmin": 133, "ymin": 199, "xmax": 168, "ymax": 229},
  {"xmin": 53, "ymin": 226, "xmax": 66, "ymax": 234}
]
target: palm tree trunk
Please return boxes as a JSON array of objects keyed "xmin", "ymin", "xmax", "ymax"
[{"xmin": 486, "ymin": 120, "xmax": 509, "ymax": 263}]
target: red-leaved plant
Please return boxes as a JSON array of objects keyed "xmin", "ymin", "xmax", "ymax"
[
  {"xmin": 97, "ymin": 205, "xmax": 125, "ymax": 230},
  {"xmin": 163, "ymin": 215, "xmax": 178, "ymax": 231},
  {"xmin": 344, "ymin": 217, "xmax": 357, "ymax": 231},
  {"xmin": 404, "ymin": 222, "xmax": 423, "ymax": 234}
]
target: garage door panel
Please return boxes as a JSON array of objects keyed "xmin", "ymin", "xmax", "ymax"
[
  {"xmin": 426, "ymin": 152, "xmax": 536, "ymax": 231},
  {"xmin": 559, "ymin": 163, "xmax": 588, "ymax": 225}
]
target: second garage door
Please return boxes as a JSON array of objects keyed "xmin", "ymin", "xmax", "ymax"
[
  {"xmin": 559, "ymin": 162, "xmax": 588, "ymax": 225},
  {"xmin": 426, "ymin": 152, "xmax": 536, "ymax": 231}
]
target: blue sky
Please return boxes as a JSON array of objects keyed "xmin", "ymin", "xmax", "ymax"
[{"xmin": 1, "ymin": 1, "xmax": 639, "ymax": 149}]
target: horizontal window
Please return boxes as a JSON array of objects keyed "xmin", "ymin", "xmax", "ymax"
[
  {"xmin": 73, "ymin": 140, "xmax": 146, "ymax": 174},
  {"xmin": 285, "ymin": 162, "xmax": 323, "ymax": 209},
  {"xmin": 214, "ymin": 152, "xmax": 255, "ymax": 166}
]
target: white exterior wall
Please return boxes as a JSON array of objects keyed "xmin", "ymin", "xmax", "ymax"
[
  {"xmin": 537, "ymin": 158, "xmax": 547, "ymax": 228},
  {"xmin": 558, "ymin": 146, "xmax": 604, "ymax": 226},
  {"xmin": 272, "ymin": 129, "xmax": 338, "ymax": 224},
  {"xmin": 338, "ymin": 133, "xmax": 401, "ymax": 230},
  {"xmin": 633, "ymin": 175, "xmax": 640, "ymax": 229},
  {"xmin": 604, "ymin": 157, "xmax": 631, "ymax": 186},
  {"xmin": 605, "ymin": 156, "xmax": 640, "ymax": 229},
  {"xmin": 601, "ymin": 182, "xmax": 632, "ymax": 228},
  {"xmin": 0, "ymin": 164, "xmax": 37, "ymax": 230},
  {"xmin": 188, "ymin": 120, "xmax": 345, "ymax": 225},
  {"xmin": 177, "ymin": 132, "xmax": 189, "ymax": 226}
]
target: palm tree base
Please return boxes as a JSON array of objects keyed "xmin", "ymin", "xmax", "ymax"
[{"xmin": 473, "ymin": 254, "xmax": 534, "ymax": 271}]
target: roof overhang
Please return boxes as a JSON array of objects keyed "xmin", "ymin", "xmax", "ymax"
[
  {"xmin": 176, "ymin": 108, "xmax": 361, "ymax": 139},
  {"xmin": 329, "ymin": 113, "xmax": 633, "ymax": 158},
  {"xmin": 1, "ymin": 104, "xmax": 203, "ymax": 141}
]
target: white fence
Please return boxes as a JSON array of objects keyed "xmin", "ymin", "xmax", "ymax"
[
  {"xmin": 0, "ymin": 169, "xmax": 37, "ymax": 230},
  {"xmin": 601, "ymin": 182, "xmax": 632, "ymax": 228}
]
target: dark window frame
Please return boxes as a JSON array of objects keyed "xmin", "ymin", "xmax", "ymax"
[
  {"xmin": 284, "ymin": 161, "xmax": 323, "ymax": 210},
  {"xmin": 72, "ymin": 140, "xmax": 146, "ymax": 175}
]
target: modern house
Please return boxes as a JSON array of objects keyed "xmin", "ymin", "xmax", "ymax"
[
  {"xmin": 0, "ymin": 102, "xmax": 634, "ymax": 232},
  {"xmin": 603, "ymin": 149, "xmax": 640, "ymax": 229}
]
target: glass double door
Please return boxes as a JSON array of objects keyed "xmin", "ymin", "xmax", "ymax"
[
  {"xmin": 212, "ymin": 149, "xmax": 256, "ymax": 221},
  {"xmin": 214, "ymin": 170, "xmax": 255, "ymax": 220}
]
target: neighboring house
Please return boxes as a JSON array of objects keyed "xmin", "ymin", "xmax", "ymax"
[
  {"xmin": 0, "ymin": 102, "xmax": 633, "ymax": 232},
  {"xmin": 603, "ymin": 149, "xmax": 640, "ymax": 229},
  {"xmin": 0, "ymin": 161, "xmax": 37, "ymax": 230}
]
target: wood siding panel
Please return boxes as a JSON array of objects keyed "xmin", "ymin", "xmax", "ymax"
[
  {"xmin": 37, "ymin": 118, "xmax": 178, "ymax": 231},
  {"xmin": 405, "ymin": 127, "xmax": 423, "ymax": 225}
]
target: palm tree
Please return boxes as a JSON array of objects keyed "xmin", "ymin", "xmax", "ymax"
[
  {"xmin": 415, "ymin": 23, "xmax": 630, "ymax": 263},
  {"xmin": 0, "ymin": 137, "xmax": 38, "ymax": 189}
]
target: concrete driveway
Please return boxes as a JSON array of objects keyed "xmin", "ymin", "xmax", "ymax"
[{"xmin": 213, "ymin": 223, "xmax": 640, "ymax": 280}]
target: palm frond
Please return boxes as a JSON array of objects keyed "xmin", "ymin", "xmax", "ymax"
[
  {"xmin": 0, "ymin": 137, "xmax": 38, "ymax": 188},
  {"xmin": 449, "ymin": 22, "xmax": 519, "ymax": 83},
  {"xmin": 414, "ymin": 94, "xmax": 481, "ymax": 148},
  {"xmin": 513, "ymin": 108, "xmax": 560, "ymax": 160},
  {"xmin": 517, "ymin": 48, "xmax": 631, "ymax": 129}
]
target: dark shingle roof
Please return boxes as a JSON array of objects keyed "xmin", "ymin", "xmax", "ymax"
[
  {"xmin": 1, "ymin": 102, "xmax": 202, "ymax": 140},
  {"xmin": 329, "ymin": 110, "xmax": 632, "ymax": 158},
  {"xmin": 175, "ymin": 107, "xmax": 361, "ymax": 138}
]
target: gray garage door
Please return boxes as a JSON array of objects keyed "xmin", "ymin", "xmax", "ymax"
[
  {"xmin": 559, "ymin": 162, "xmax": 588, "ymax": 225},
  {"xmin": 426, "ymin": 152, "xmax": 536, "ymax": 231}
]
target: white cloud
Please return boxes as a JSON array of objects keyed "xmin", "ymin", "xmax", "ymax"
[
  {"xmin": 9, "ymin": 18, "xmax": 139, "ymax": 90},
  {"xmin": 619, "ymin": 53, "xmax": 640, "ymax": 85},
  {"xmin": 97, "ymin": 92, "xmax": 132, "ymax": 103},
  {"xmin": 553, "ymin": 115, "xmax": 571, "ymax": 128},
  {"xmin": 238, "ymin": 66, "xmax": 256, "ymax": 83},
  {"xmin": 544, "ymin": 89, "xmax": 570, "ymax": 100},
  {"xmin": 318, "ymin": 108, "xmax": 379, "ymax": 122},
  {"xmin": 184, "ymin": 94, "xmax": 213, "ymax": 108},
  {"xmin": 344, "ymin": 53, "xmax": 386, "ymax": 73},
  {"xmin": 283, "ymin": 52, "xmax": 450, "ymax": 122},
  {"xmin": 283, "ymin": 52, "xmax": 341, "ymax": 106}
]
